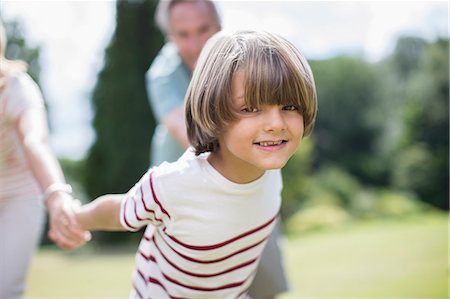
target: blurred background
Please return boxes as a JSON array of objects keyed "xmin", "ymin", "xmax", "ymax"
[{"xmin": 1, "ymin": 0, "xmax": 448, "ymax": 298}]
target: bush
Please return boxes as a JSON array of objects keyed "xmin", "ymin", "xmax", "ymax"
[
  {"xmin": 286, "ymin": 203, "xmax": 351, "ymax": 235},
  {"xmin": 281, "ymin": 138, "xmax": 315, "ymax": 219},
  {"xmin": 307, "ymin": 166, "xmax": 362, "ymax": 208},
  {"xmin": 374, "ymin": 189, "xmax": 432, "ymax": 217}
]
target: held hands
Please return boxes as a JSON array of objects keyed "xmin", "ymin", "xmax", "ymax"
[{"xmin": 46, "ymin": 192, "xmax": 91, "ymax": 250}]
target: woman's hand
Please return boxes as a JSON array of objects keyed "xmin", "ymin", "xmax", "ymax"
[{"xmin": 46, "ymin": 192, "xmax": 91, "ymax": 250}]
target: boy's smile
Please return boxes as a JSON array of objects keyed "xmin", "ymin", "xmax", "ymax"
[
  {"xmin": 208, "ymin": 71, "xmax": 304, "ymax": 184},
  {"xmin": 254, "ymin": 140, "xmax": 287, "ymax": 151}
]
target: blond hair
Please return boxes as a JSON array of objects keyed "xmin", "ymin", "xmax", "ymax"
[{"xmin": 185, "ymin": 30, "xmax": 318, "ymax": 155}]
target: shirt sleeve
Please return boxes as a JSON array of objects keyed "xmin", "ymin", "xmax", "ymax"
[
  {"xmin": 145, "ymin": 44, "xmax": 190, "ymax": 123},
  {"xmin": 6, "ymin": 73, "xmax": 45, "ymax": 120},
  {"xmin": 146, "ymin": 73, "xmax": 186, "ymax": 123},
  {"xmin": 120, "ymin": 168, "xmax": 172, "ymax": 231}
]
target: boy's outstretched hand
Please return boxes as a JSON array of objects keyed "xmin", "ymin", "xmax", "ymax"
[{"xmin": 46, "ymin": 193, "xmax": 92, "ymax": 250}]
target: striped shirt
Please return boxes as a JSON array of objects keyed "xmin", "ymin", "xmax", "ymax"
[
  {"xmin": 120, "ymin": 151, "xmax": 282, "ymax": 298},
  {"xmin": 0, "ymin": 72, "xmax": 43, "ymax": 201}
]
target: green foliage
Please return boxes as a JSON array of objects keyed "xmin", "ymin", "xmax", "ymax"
[
  {"xmin": 391, "ymin": 36, "xmax": 427, "ymax": 78},
  {"xmin": 3, "ymin": 20, "xmax": 41, "ymax": 83},
  {"xmin": 83, "ymin": 0, "xmax": 164, "ymax": 243},
  {"xmin": 285, "ymin": 167, "xmax": 434, "ymax": 234},
  {"xmin": 353, "ymin": 188, "xmax": 434, "ymax": 219},
  {"xmin": 282, "ymin": 36, "xmax": 448, "ymax": 234},
  {"xmin": 84, "ymin": 0, "xmax": 164, "ymax": 199},
  {"xmin": 281, "ymin": 138, "xmax": 314, "ymax": 219},
  {"xmin": 391, "ymin": 143, "xmax": 435, "ymax": 192},
  {"xmin": 286, "ymin": 204, "xmax": 350, "ymax": 235},
  {"xmin": 386, "ymin": 37, "xmax": 449, "ymax": 209},
  {"xmin": 310, "ymin": 56, "xmax": 386, "ymax": 184},
  {"xmin": 374, "ymin": 189, "xmax": 432, "ymax": 217},
  {"xmin": 59, "ymin": 159, "xmax": 89, "ymax": 202},
  {"xmin": 309, "ymin": 166, "xmax": 362, "ymax": 208}
]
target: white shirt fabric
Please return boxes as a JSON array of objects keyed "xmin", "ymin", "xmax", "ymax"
[
  {"xmin": 0, "ymin": 72, "xmax": 43, "ymax": 201},
  {"xmin": 120, "ymin": 150, "xmax": 282, "ymax": 298}
]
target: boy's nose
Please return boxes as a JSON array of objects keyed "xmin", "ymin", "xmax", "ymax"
[{"xmin": 263, "ymin": 107, "xmax": 286, "ymax": 132}]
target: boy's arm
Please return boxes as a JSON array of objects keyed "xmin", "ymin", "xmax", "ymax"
[{"xmin": 76, "ymin": 194, "xmax": 126, "ymax": 231}]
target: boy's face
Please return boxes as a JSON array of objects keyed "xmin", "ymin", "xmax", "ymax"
[{"xmin": 211, "ymin": 71, "xmax": 304, "ymax": 183}]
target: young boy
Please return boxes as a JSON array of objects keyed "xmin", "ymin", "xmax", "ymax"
[{"xmin": 72, "ymin": 30, "xmax": 317, "ymax": 298}]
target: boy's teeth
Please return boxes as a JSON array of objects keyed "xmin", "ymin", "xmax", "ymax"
[{"xmin": 260, "ymin": 141, "xmax": 282, "ymax": 146}]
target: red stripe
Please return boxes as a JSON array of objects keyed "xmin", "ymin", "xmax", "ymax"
[
  {"xmin": 238, "ymin": 285, "xmax": 251, "ymax": 298},
  {"xmin": 163, "ymin": 213, "xmax": 278, "ymax": 250},
  {"xmin": 139, "ymin": 249, "xmax": 156, "ymax": 262},
  {"xmin": 138, "ymin": 186, "xmax": 162, "ymax": 223},
  {"xmin": 149, "ymin": 171, "xmax": 171, "ymax": 219},
  {"xmin": 134, "ymin": 197, "xmax": 146, "ymax": 222},
  {"xmin": 137, "ymin": 267, "xmax": 255, "ymax": 298},
  {"xmin": 148, "ymin": 277, "xmax": 169, "ymax": 296},
  {"xmin": 137, "ymin": 269, "xmax": 147, "ymax": 283},
  {"xmin": 152, "ymin": 235, "xmax": 258, "ymax": 277},
  {"xmin": 155, "ymin": 232, "xmax": 269, "ymax": 264},
  {"xmin": 161, "ymin": 270, "xmax": 249, "ymax": 292},
  {"xmin": 147, "ymin": 277, "xmax": 187, "ymax": 299},
  {"xmin": 136, "ymin": 264, "xmax": 179, "ymax": 298},
  {"xmin": 132, "ymin": 284, "xmax": 144, "ymax": 299},
  {"xmin": 122, "ymin": 197, "xmax": 138, "ymax": 230}
]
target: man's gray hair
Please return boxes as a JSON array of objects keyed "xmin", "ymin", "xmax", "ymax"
[{"xmin": 155, "ymin": 0, "xmax": 221, "ymax": 36}]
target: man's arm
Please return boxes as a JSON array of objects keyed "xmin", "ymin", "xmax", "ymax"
[{"xmin": 162, "ymin": 105, "xmax": 190, "ymax": 149}]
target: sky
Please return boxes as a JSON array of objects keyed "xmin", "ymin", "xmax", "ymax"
[{"xmin": 1, "ymin": 0, "xmax": 448, "ymax": 160}]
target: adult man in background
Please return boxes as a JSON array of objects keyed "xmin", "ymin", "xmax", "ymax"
[{"xmin": 146, "ymin": 0, "xmax": 289, "ymax": 297}]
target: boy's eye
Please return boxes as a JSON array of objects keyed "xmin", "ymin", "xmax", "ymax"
[
  {"xmin": 283, "ymin": 105, "xmax": 299, "ymax": 111},
  {"xmin": 241, "ymin": 107, "xmax": 259, "ymax": 113}
]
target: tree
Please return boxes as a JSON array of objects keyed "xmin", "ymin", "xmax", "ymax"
[
  {"xmin": 389, "ymin": 37, "xmax": 449, "ymax": 209},
  {"xmin": 310, "ymin": 56, "xmax": 385, "ymax": 184},
  {"xmin": 3, "ymin": 20, "xmax": 41, "ymax": 84},
  {"xmin": 84, "ymin": 0, "xmax": 164, "ymax": 242},
  {"xmin": 391, "ymin": 36, "xmax": 427, "ymax": 79}
]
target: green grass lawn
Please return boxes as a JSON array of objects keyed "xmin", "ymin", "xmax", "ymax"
[{"xmin": 25, "ymin": 213, "xmax": 448, "ymax": 299}]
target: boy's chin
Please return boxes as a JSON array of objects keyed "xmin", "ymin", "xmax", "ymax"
[{"xmin": 260, "ymin": 160, "xmax": 289, "ymax": 170}]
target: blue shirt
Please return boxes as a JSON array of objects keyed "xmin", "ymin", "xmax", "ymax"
[{"xmin": 146, "ymin": 43, "xmax": 192, "ymax": 166}]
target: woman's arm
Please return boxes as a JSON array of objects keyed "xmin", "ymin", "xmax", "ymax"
[{"xmin": 16, "ymin": 107, "xmax": 90, "ymax": 250}]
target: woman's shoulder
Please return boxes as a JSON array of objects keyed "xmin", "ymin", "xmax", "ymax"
[
  {"xmin": 5, "ymin": 71, "xmax": 37, "ymax": 91},
  {"xmin": 2, "ymin": 71, "xmax": 43, "ymax": 113}
]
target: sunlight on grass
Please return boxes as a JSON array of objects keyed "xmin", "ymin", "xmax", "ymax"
[
  {"xmin": 281, "ymin": 213, "xmax": 448, "ymax": 298},
  {"xmin": 26, "ymin": 247, "xmax": 135, "ymax": 298},
  {"xmin": 25, "ymin": 213, "xmax": 447, "ymax": 298}
]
